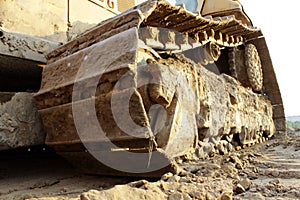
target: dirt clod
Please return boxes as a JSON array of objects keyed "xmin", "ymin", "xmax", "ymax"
[{"xmin": 0, "ymin": 132, "xmax": 299, "ymax": 200}]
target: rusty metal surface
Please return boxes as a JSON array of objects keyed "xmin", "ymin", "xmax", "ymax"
[{"xmin": 47, "ymin": 0, "xmax": 260, "ymax": 63}]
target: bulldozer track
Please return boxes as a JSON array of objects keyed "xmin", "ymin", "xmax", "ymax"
[
  {"xmin": 47, "ymin": 0, "xmax": 260, "ymax": 63},
  {"xmin": 33, "ymin": 0, "xmax": 285, "ymax": 177}
]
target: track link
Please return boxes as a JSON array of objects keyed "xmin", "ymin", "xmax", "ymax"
[{"xmin": 34, "ymin": 0, "xmax": 284, "ymax": 177}]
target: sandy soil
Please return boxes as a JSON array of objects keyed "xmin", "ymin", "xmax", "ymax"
[{"xmin": 0, "ymin": 132, "xmax": 299, "ymax": 200}]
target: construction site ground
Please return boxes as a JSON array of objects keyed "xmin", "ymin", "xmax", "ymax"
[{"xmin": 0, "ymin": 132, "xmax": 299, "ymax": 200}]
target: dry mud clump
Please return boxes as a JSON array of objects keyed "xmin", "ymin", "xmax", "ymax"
[
  {"xmin": 1, "ymin": 133, "xmax": 299, "ymax": 200},
  {"xmin": 79, "ymin": 133, "xmax": 300, "ymax": 200}
]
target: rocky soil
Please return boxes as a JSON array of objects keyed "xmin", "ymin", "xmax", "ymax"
[{"xmin": 0, "ymin": 132, "xmax": 299, "ymax": 200}]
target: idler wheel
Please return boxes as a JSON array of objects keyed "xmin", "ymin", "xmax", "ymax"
[
  {"xmin": 205, "ymin": 42, "xmax": 221, "ymax": 63},
  {"xmin": 245, "ymin": 43, "xmax": 263, "ymax": 91}
]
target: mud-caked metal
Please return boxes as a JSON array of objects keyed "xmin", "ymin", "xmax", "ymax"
[{"xmin": 34, "ymin": 0, "xmax": 285, "ymax": 176}]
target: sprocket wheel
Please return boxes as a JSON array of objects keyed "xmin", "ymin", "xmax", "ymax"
[
  {"xmin": 244, "ymin": 44, "xmax": 263, "ymax": 91},
  {"xmin": 205, "ymin": 42, "xmax": 221, "ymax": 63}
]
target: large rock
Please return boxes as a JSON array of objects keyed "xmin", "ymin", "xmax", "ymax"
[
  {"xmin": 80, "ymin": 185, "xmax": 166, "ymax": 200},
  {"xmin": 0, "ymin": 93, "xmax": 45, "ymax": 149}
]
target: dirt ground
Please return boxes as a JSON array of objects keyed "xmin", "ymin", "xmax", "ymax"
[{"xmin": 0, "ymin": 132, "xmax": 299, "ymax": 200}]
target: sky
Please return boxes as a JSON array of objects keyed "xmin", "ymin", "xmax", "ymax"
[
  {"xmin": 240, "ymin": 0, "xmax": 299, "ymax": 117},
  {"xmin": 167, "ymin": 0, "xmax": 299, "ymax": 117}
]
